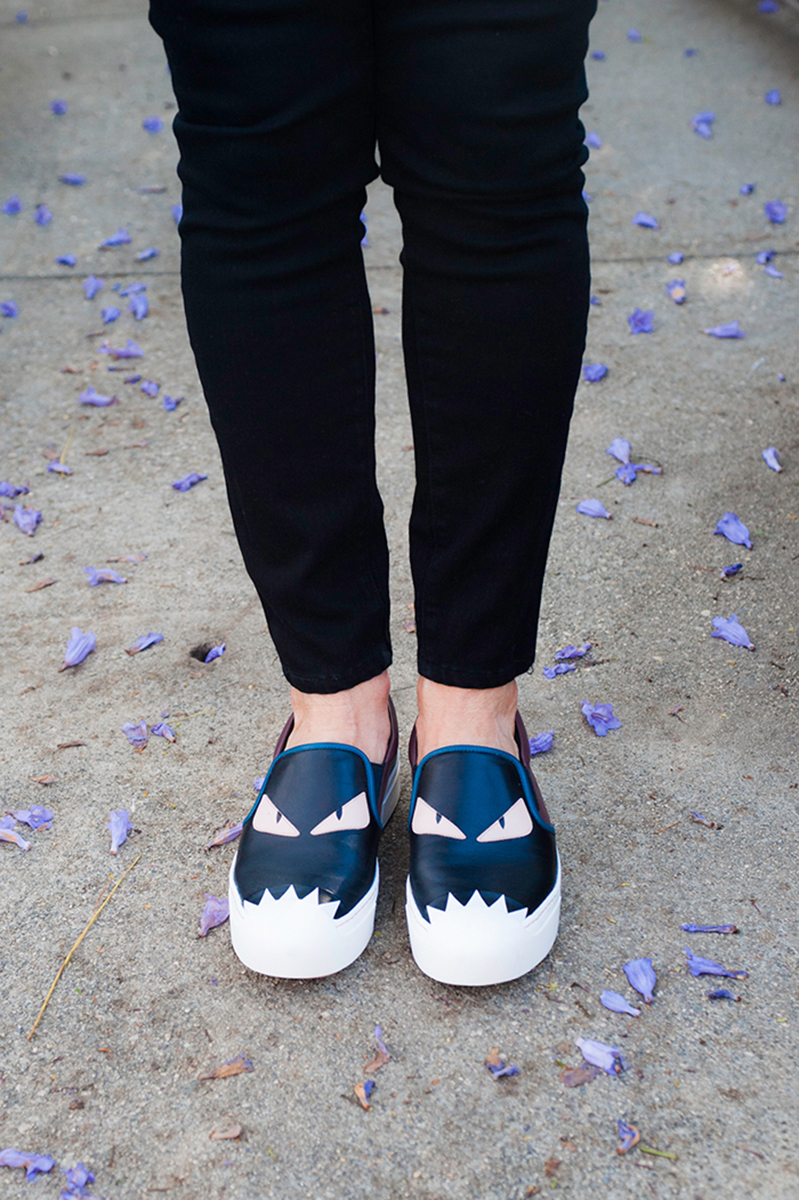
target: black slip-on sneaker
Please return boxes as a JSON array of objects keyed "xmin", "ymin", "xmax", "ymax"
[
  {"xmin": 229, "ymin": 699, "xmax": 399, "ymax": 978},
  {"xmin": 405, "ymin": 713, "xmax": 560, "ymax": 986}
]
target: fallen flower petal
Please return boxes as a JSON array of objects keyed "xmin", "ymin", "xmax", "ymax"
[
  {"xmin": 591, "ymin": 50, "xmax": 605, "ymax": 60},
  {"xmin": 0, "ymin": 1149, "xmax": 56, "ymax": 1180},
  {"xmin": 162, "ymin": 394, "xmax": 183, "ymax": 411},
  {"xmin": 740, "ymin": 183, "xmax": 756, "ymax": 195},
  {"xmin": 764, "ymin": 201, "xmax": 786, "ymax": 224},
  {"xmin": 198, "ymin": 1054, "xmax": 253, "ymax": 1080},
  {"xmin": 555, "ymin": 643, "xmax": 591, "ymax": 660},
  {"xmin": 47, "ymin": 460, "xmax": 73, "ymax": 475},
  {"xmin": 704, "ymin": 321, "xmax": 745, "ymax": 338},
  {"xmin": 681, "ymin": 923, "xmax": 738, "ymax": 934},
  {"xmin": 108, "ymin": 809, "xmax": 133, "ymax": 854},
  {"xmin": 560, "ymin": 1063, "xmax": 603, "ymax": 1087},
  {"xmin": 136, "ymin": 247, "xmax": 160, "ymax": 261},
  {"xmin": 100, "ymin": 228, "xmax": 131, "ymax": 248},
  {"xmin": 151, "ymin": 721, "xmax": 176, "ymax": 743},
  {"xmin": 28, "ymin": 775, "xmax": 57, "ymax": 785},
  {"xmin": 581, "ymin": 701, "xmax": 621, "ymax": 737},
  {"xmin": 82, "ymin": 275, "xmax": 104, "ymax": 300},
  {"xmin": 83, "ymin": 566, "xmax": 127, "ymax": 586},
  {"xmin": 51, "ymin": 98, "xmax": 68, "ymax": 114},
  {"xmin": 98, "ymin": 338, "xmax": 143, "ymax": 359},
  {"xmin": 101, "ymin": 305, "xmax": 120, "ymax": 324},
  {"xmin": 353, "ymin": 1081, "xmax": 374, "ymax": 1109},
  {"xmin": 172, "ymin": 202, "xmax": 183, "ymax": 223},
  {"xmin": 615, "ymin": 462, "xmax": 638, "ymax": 486},
  {"xmin": 711, "ymin": 613, "xmax": 755, "ymax": 651},
  {"xmin": 199, "ymin": 894, "xmax": 230, "ymax": 936},
  {"xmin": 666, "ymin": 279, "xmax": 686, "ymax": 304},
  {"xmin": 14, "ymin": 505, "xmax": 42, "ymax": 536},
  {"xmin": 633, "ymin": 211, "xmax": 658, "ymax": 229},
  {"xmin": 714, "ymin": 511, "xmax": 752, "ymax": 548},
  {"xmin": 764, "ymin": 263, "xmax": 784, "ymax": 278},
  {"xmin": 205, "ymin": 643, "xmax": 226, "ymax": 663},
  {"xmin": 586, "ymin": 131, "xmax": 602, "ymax": 149},
  {"xmin": 765, "ymin": 89, "xmax": 781, "ymax": 105},
  {"xmin": 574, "ymin": 1037, "xmax": 630, "ymax": 1075},
  {"xmin": 172, "ymin": 472, "xmax": 207, "ymax": 491},
  {"xmin": 1, "ymin": 300, "xmax": 19, "ymax": 317},
  {"xmin": 140, "ymin": 380, "xmax": 159, "ymax": 397},
  {"xmin": 7, "ymin": 806, "xmax": 53, "ymax": 830},
  {"xmin": 762, "ymin": 446, "xmax": 782, "ymax": 472},
  {"xmin": 0, "ymin": 481, "xmax": 28, "ymax": 497},
  {"xmin": 60, "ymin": 626, "xmax": 96, "ymax": 670},
  {"xmin": 576, "ymin": 498, "xmax": 611, "ymax": 519},
  {"xmin": 689, "ymin": 811, "xmax": 717, "ymax": 828},
  {"xmin": 62, "ymin": 1163, "xmax": 95, "ymax": 1192},
  {"xmin": 128, "ymin": 294, "xmax": 149, "ymax": 321},
  {"xmin": 707, "ymin": 988, "xmax": 741, "ymax": 1001},
  {"xmin": 627, "ymin": 28, "xmax": 642, "ymax": 41},
  {"xmin": 616, "ymin": 1120, "xmax": 640, "ymax": 1155},
  {"xmin": 35, "ymin": 204, "xmax": 53, "ymax": 226},
  {"xmin": 0, "ymin": 816, "xmax": 32, "ymax": 851},
  {"xmin": 668, "ymin": 251, "xmax": 684, "ymax": 264},
  {"xmin": 78, "ymin": 386, "xmax": 118, "ymax": 407},
  {"xmin": 622, "ymin": 958, "xmax": 657, "ymax": 1004},
  {"xmin": 55, "ymin": 254, "xmax": 77, "ymax": 267},
  {"xmin": 600, "ymin": 991, "xmax": 641, "ymax": 1017},
  {"xmin": 143, "ymin": 116, "xmax": 164, "ymax": 133},
  {"xmin": 528, "ymin": 731, "xmax": 555, "ymax": 756},
  {"xmin": 125, "ymin": 632, "xmax": 163, "ymax": 655},
  {"xmin": 364, "ymin": 1026, "xmax": 391, "ymax": 1074},
  {"xmin": 121, "ymin": 721, "xmax": 148, "ymax": 750},
  {"xmin": 205, "ymin": 822, "xmax": 243, "ymax": 850},
  {"xmin": 607, "ymin": 438, "xmax": 631, "ymax": 465},
  {"xmin": 756, "ymin": 250, "xmax": 774, "ymax": 264},
  {"xmin": 543, "ymin": 663, "xmax": 576, "ymax": 679},
  {"xmin": 686, "ymin": 947, "xmax": 748, "ymax": 979},
  {"xmin": 2, "ymin": 195, "xmax": 22, "ymax": 215},
  {"xmin": 628, "ymin": 308, "xmax": 654, "ymax": 334},
  {"xmin": 583, "ymin": 363, "xmax": 607, "ymax": 382},
  {"xmin": 485, "ymin": 1048, "xmax": 520, "ymax": 1079},
  {"xmin": 59, "ymin": 172, "xmax": 86, "ymax": 186},
  {"xmin": 720, "ymin": 563, "xmax": 743, "ymax": 579}
]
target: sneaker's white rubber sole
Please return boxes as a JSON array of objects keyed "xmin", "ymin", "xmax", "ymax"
[
  {"xmin": 228, "ymin": 767, "xmax": 400, "ymax": 979},
  {"xmin": 405, "ymin": 855, "xmax": 561, "ymax": 987}
]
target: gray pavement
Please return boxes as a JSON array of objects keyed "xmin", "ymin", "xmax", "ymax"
[{"xmin": 1, "ymin": 0, "xmax": 798, "ymax": 1196}]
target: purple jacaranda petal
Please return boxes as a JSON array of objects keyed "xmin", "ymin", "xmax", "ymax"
[
  {"xmin": 582, "ymin": 190, "xmax": 592, "ymax": 204},
  {"xmin": 591, "ymin": 50, "xmax": 606, "ymax": 60},
  {"xmin": 143, "ymin": 116, "xmax": 164, "ymax": 133},
  {"xmin": 616, "ymin": 1120, "xmax": 640, "ymax": 1154},
  {"xmin": 485, "ymin": 1050, "xmax": 520, "ymax": 1079},
  {"xmin": 583, "ymin": 363, "xmax": 608, "ymax": 382},
  {"xmin": 205, "ymin": 643, "xmax": 226, "ymax": 663},
  {"xmin": 59, "ymin": 173, "xmax": 86, "ymax": 186},
  {"xmin": 2, "ymin": 195, "xmax": 22, "ymax": 215},
  {"xmin": 128, "ymin": 294, "xmax": 149, "ymax": 321},
  {"xmin": 0, "ymin": 1148, "xmax": 56, "ymax": 1180},
  {"xmin": 0, "ymin": 816, "xmax": 32, "ymax": 851},
  {"xmin": 689, "ymin": 810, "xmax": 716, "ymax": 828},
  {"xmin": 711, "ymin": 613, "xmax": 755, "ymax": 651},
  {"xmin": 759, "ymin": 0, "xmax": 780, "ymax": 9},
  {"xmin": 82, "ymin": 275, "xmax": 104, "ymax": 300},
  {"xmin": 136, "ymin": 247, "xmax": 160, "ymax": 261},
  {"xmin": 765, "ymin": 89, "xmax": 781, "ymax": 105},
  {"xmin": 681, "ymin": 923, "xmax": 738, "ymax": 934},
  {"xmin": 51, "ymin": 99, "xmax": 68, "ymax": 115},
  {"xmin": 199, "ymin": 894, "xmax": 230, "ymax": 936},
  {"xmin": 7, "ymin": 806, "xmax": 54, "ymax": 830},
  {"xmin": 60, "ymin": 626, "xmax": 97, "ymax": 670},
  {"xmin": 630, "ymin": 462, "xmax": 662, "ymax": 476},
  {"xmin": 668, "ymin": 251, "xmax": 684, "ymax": 264},
  {"xmin": 100, "ymin": 228, "xmax": 132, "ymax": 248},
  {"xmin": 35, "ymin": 204, "xmax": 53, "ymax": 226},
  {"xmin": 1, "ymin": 301, "xmax": 19, "ymax": 317},
  {"xmin": 78, "ymin": 385, "xmax": 118, "ymax": 406},
  {"xmin": 55, "ymin": 254, "xmax": 77, "ymax": 267},
  {"xmin": 363, "ymin": 1079, "xmax": 376, "ymax": 1099},
  {"xmin": 740, "ymin": 183, "xmax": 756, "ymax": 195},
  {"xmin": 714, "ymin": 511, "xmax": 752, "ymax": 548},
  {"xmin": 685, "ymin": 946, "xmax": 748, "ymax": 979},
  {"xmin": 125, "ymin": 632, "xmax": 163, "ymax": 655},
  {"xmin": 205, "ymin": 822, "xmax": 243, "ymax": 850},
  {"xmin": 615, "ymin": 462, "xmax": 638, "ymax": 486},
  {"xmin": 121, "ymin": 721, "xmax": 148, "ymax": 751},
  {"xmin": 13, "ymin": 505, "xmax": 42, "ymax": 536},
  {"xmin": 577, "ymin": 498, "xmax": 612, "ymax": 519},
  {"xmin": 83, "ymin": 566, "xmax": 127, "ymax": 586},
  {"xmin": 633, "ymin": 211, "xmax": 658, "ymax": 229},
  {"xmin": 254, "ymin": 776, "xmax": 266, "ymax": 792},
  {"xmin": 627, "ymin": 28, "xmax": 642, "ymax": 41},
  {"xmin": 574, "ymin": 1038, "xmax": 630, "ymax": 1075},
  {"xmin": 47, "ymin": 460, "xmax": 73, "ymax": 475},
  {"xmin": 764, "ymin": 263, "xmax": 784, "ymax": 278},
  {"xmin": 704, "ymin": 320, "xmax": 745, "ymax": 339},
  {"xmin": 707, "ymin": 988, "xmax": 741, "ymax": 1000},
  {"xmin": 684, "ymin": 47, "xmax": 698, "ymax": 56},
  {"xmin": 720, "ymin": 562, "xmax": 743, "ymax": 579},
  {"xmin": 374, "ymin": 1025, "xmax": 390, "ymax": 1060},
  {"xmin": 600, "ymin": 991, "xmax": 641, "ymax": 1018},
  {"xmin": 0, "ymin": 481, "xmax": 28, "ymax": 497},
  {"xmin": 762, "ymin": 446, "xmax": 782, "ymax": 472},
  {"xmin": 124, "ymin": 374, "xmax": 142, "ymax": 384},
  {"xmin": 162, "ymin": 394, "xmax": 183, "ymax": 411},
  {"xmin": 98, "ymin": 338, "xmax": 143, "ymax": 359},
  {"xmin": 581, "ymin": 701, "xmax": 621, "ymax": 737},
  {"xmin": 108, "ymin": 808, "xmax": 133, "ymax": 854},
  {"xmin": 691, "ymin": 110, "xmax": 715, "ymax": 137},
  {"xmin": 607, "ymin": 437, "xmax": 631, "ymax": 464},
  {"xmin": 529, "ymin": 731, "xmax": 555, "ymax": 756},
  {"xmin": 543, "ymin": 662, "xmax": 576, "ymax": 679},
  {"xmin": 101, "ymin": 305, "xmax": 120, "ymax": 323},
  {"xmin": 778, "ymin": 373, "xmax": 786, "ymax": 381},
  {"xmin": 756, "ymin": 249, "xmax": 774, "ymax": 264},
  {"xmin": 555, "ymin": 643, "xmax": 591, "ymax": 660},
  {"xmin": 61, "ymin": 1163, "xmax": 95, "ymax": 1192},
  {"xmin": 172, "ymin": 472, "xmax": 207, "ymax": 492},
  {"xmin": 151, "ymin": 721, "xmax": 176, "ymax": 742},
  {"xmin": 586, "ymin": 131, "xmax": 602, "ymax": 149},
  {"xmin": 16, "ymin": 12, "xmax": 29, "ymax": 23},
  {"xmin": 666, "ymin": 279, "xmax": 686, "ymax": 304},
  {"xmin": 628, "ymin": 308, "xmax": 654, "ymax": 334},
  {"xmin": 140, "ymin": 380, "xmax": 159, "ymax": 397},
  {"xmin": 764, "ymin": 201, "xmax": 787, "ymax": 224},
  {"xmin": 172, "ymin": 202, "xmax": 183, "ymax": 224},
  {"xmin": 622, "ymin": 958, "xmax": 656, "ymax": 1004}
]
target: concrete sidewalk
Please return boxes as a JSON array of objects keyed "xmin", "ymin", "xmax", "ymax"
[{"xmin": 0, "ymin": 0, "xmax": 797, "ymax": 1196}]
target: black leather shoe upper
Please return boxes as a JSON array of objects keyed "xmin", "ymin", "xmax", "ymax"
[
  {"xmin": 235, "ymin": 744, "xmax": 383, "ymax": 918},
  {"xmin": 408, "ymin": 746, "xmax": 557, "ymax": 920}
]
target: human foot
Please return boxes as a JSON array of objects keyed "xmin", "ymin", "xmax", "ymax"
[
  {"xmin": 414, "ymin": 676, "xmax": 519, "ymax": 760},
  {"xmin": 285, "ymin": 670, "xmax": 392, "ymax": 763}
]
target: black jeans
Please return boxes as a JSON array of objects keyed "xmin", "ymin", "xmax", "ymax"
[{"xmin": 149, "ymin": 0, "xmax": 595, "ymax": 693}]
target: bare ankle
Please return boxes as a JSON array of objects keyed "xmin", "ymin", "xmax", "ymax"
[
  {"xmin": 286, "ymin": 670, "xmax": 392, "ymax": 762},
  {"xmin": 415, "ymin": 676, "xmax": 518, "ymax": 759}
]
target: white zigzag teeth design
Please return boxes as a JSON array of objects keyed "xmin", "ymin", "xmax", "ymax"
[
  {"xmin": 425, "ymin": 890, "xmax": 530, "ymax": 931},
  {"xmin": 244, "ymin": 883, "xmax": 341, "ymax": 923}
]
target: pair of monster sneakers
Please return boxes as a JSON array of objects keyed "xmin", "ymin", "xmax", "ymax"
[{"xmin": 229, "ymin": 699, "xmax": 560, "ymax": 986}]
